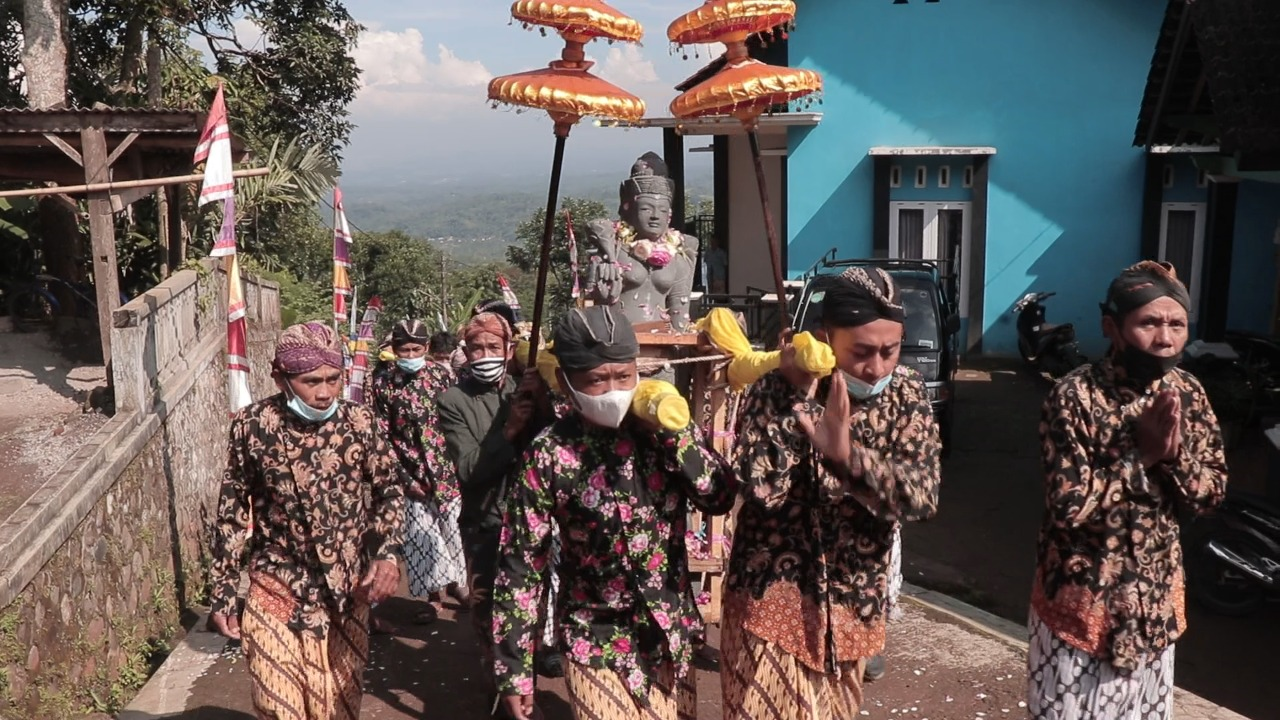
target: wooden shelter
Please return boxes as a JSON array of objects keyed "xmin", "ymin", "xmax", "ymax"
[{"xmin": 0, "ymin": 106, "xmax": 250, "ymax": 367}]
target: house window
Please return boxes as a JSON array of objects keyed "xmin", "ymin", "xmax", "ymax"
[
  {"xmin": 1162, "ymin": 164, "xmax": 1175, "ymax": 189},
  {"xmin": 914, "ymin": 166, "xmax": 927, "ymax": 188},
  {"xmin": 962, "ymin": 165, "xmax": 974, "ymax": 188},
  {"xmin": 938, "ymin": 166, "xmax": 951, "ymax": 188},
  {"xmin": 889, "ymin": 165, "xmax": 902, "ymax": 188},
  {"xmin": 1158, "ymin": 202, "xmax": 1206, "ymax": 321},
  {"xmin": 888, "ymin": 201, "xmax": 972, "ymax": 319},
  {"xmin": 1196, "ymin": 169, "xmax": 1209, "ymax": 188}
]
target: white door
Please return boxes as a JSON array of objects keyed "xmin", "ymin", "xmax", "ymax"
[
  {"xmin": 1158, "ymin": 202, "xmax": 1207, "ymax": 322},
  {"xmin": 888, "ymin": 201, "xmax": 972, "ymax": 318}
]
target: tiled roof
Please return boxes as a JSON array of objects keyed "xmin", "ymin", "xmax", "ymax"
[{"xmin": 1135, "ymin": 0, "xmax": 1280, "ymax": 167}]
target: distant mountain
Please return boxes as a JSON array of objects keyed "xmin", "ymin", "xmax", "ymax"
[{"xmin": 336, "ymin": 166, "xmax": 713, "ymax": 264}]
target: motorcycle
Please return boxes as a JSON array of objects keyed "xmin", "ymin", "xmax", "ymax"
[
  {"xmin": 1184, "ymin": 492, "xmax": 1280, "ymax": 616},
  {"xmin": 1013, "ymin": 291, "xmax": 1087, "ymax": 379}
]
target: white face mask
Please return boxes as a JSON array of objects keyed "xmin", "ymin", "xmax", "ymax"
[
  {"xmin": 842, "ymin": 370, "xmax": 893, "ymax": 400},
  {"xmin": 469, "ymin": 356, "xmax": 506, "ymax": 384},
  {"xmin": 565, "ymin": 377, "xmax": 636, "ymax": 428}
]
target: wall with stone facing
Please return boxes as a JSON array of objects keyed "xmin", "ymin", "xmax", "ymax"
[{"xmin": 0, "ymin": 262, "xmax": 280, "ymax": 719}]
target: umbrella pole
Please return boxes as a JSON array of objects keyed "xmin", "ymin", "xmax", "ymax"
[
  {"xmin": 747, "ymin": 129, "xmax": 791, "ymax": 332},
  {"xmin": 528, "ymin": 129, "xmax": 569, "ymax": 364}
]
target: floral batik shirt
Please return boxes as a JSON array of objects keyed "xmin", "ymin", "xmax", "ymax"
[
  {"xmin": 209, "ymin": 396, "xmax": 404, "ymax": 634},
  {"xmin": 726, "ymin": 369, "xmax": 941, "ymax": 673},
  {"xmin": 492, "ymin": 415, "xmax": 737, "ymax": 703},
  {"xmin": 370, "ymin": 361, "xmax": 457, "ymax": 505},
  {"xmin": 1032, "ymin": 356, "xmax": 1227, "ymax": 671}
]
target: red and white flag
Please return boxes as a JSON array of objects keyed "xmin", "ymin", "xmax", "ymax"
[
  {"xmin": 332, "ymin": 187, "xmax": 354, "ymax": 324},
  {"xmin": 195, "ymin": 84, "xmax": 251, "ymax": 413},
  {"xmin": 225, "ymin": 244, "xmax": 253, "ymax": 413},
  {"xmin": 193, "ymin": 83, "xmax": 235, "ymax": 213},
  {"xmin": 498, "ymin": 274, "xmax": 522, "ymax": 318}
]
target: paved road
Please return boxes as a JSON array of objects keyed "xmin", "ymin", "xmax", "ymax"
[{"xmin": 903, "ymin": 358, "xmax": 1279, "ymax": 720}]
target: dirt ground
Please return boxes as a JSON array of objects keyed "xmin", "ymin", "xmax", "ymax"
[
  {"xmin": 175, "ymin": 594, "xmax": 1027, "ymax": 720},
  {"xmin": 0, "ymin": 319, "xmax": 108, "ymax": 522},
  {"xmin": 903, "ymin": 358, "xmax": 1278, "ymax": 720}
]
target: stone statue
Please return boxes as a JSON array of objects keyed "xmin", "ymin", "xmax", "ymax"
[{"xmin": 586, "ymin": 152, "xmax": 700, "ymax": 332}]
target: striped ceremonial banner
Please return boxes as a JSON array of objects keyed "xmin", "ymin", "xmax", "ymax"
[
  {"xmin": 193, "ymin": 83, "xmax": 235, "ymax": 214},
  {"xmin": 195, "ymin": 86, "xmax": 252, "ymax": 413},
  {"xmin": 565, "ymin": 209, "xmax": 581, "ymax": 301},
  {"xmin": 225, "ymin": 245, "xmax": 253, "ymax": 413},
  {"xmin": 497, "ymin": 273, "xmax": 523, "ymax": 321},
  {"xmin": 345, "ymin": 296, "xmax": 382, "ymax": 404},
  {"xmin": 332, "ymin": 187, "xmax": 354, "ymax": 324}
]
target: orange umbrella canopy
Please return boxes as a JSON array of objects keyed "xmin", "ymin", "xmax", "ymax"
[
  {"xmin": 667, "ymin": 0, "xmax": 795, "ymax": 45},
  {"xmin": 670, "ymin": 56, "xmax": 820, "ymax": 123},
  {"xmin": 512, "ymin": 0, "xmax": 644, "ymax": 42},
  {"xmin": 489, "ymin": 62, "xmax": 645, "ymax": 128}
]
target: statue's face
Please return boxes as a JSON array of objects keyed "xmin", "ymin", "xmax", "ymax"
[{"xmin": 628, "ymin": 195, "xmax": 672, "ymax": 238}]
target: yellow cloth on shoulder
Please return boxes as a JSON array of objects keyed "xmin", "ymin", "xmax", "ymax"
[
  {"xmin": 631, "ymin": 379, "xmax": 690, "ymax": 431},
  {"xmin": 695, "ymin": 308, "xmax": 835, "ymax": 391}
]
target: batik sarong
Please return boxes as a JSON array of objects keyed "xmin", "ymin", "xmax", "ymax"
[
  {"xmin": 564, "ymin": 660, "xmax": 696, "ymax": 720},
  {"xmin": 240, "ymin": 573, "xmax": 370, "ymax": 720},
  {"xmin": 721, "ymin": 607, "xmax": 865, "ymax": 720},
  {"xmin": 1027, "ymin": 607, "xmax": 1175, "ymax": 720},
  {"xmin": 404, "ymin": 497, "xmax": 466, "ymax": 596}
]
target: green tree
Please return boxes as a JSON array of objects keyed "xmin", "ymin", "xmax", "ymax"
[{"xmin": 506, "ymin": 197, "xmax": 607, "ymax": 332}]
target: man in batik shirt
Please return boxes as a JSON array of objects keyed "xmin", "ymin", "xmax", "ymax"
[
  {"xmin": 1028, "ymin": 261, "xmax": 1227, "ymax": 720},
  {"xmin": 493, "ymin": 306, "xmax": 737, "ymax": 720},
  {"xmin": 208, "ymin": 322, "xmax": 403, "ymax": 720},
  {"xmin": 371, "ymin": 319, "xmax": 467, "ymax": 625},
  {"xmin": 722, "ymin": 266, "xmax": 942, "ymax": 719}
]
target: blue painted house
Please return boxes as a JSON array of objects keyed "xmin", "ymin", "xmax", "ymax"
[{"xmin": 648, "ymin": 0, "xmax": 1280, "ymax": 357}]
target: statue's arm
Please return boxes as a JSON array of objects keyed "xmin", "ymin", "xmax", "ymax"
[
  {"xmin": 667, "ymin": 232, "xmax": 700, "ymax": 330},
  {"xmin": 586, "ymin": 219, "xmax": 623, "ymax": 304}
]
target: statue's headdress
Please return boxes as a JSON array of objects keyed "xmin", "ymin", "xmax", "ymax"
[{"xmin": 619, "ymin": 151, "xmax": 674, "ymax": 212}]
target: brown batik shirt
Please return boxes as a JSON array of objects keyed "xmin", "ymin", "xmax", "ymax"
[
  {"xmin": 726, "ymin": 368, "xmax": 941, "ymax": 673},
  {"xmin": 209, "ymin": 396, "xmax": 405, "ymax": 634},
  {"xmin": 1032, "ymin": 356, "xmax": 1227, "ymax": 671}
]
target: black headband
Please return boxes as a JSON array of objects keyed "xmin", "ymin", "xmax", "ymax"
[
  {"xmin": 392, "ymin": 319, "xmax": 430, "ymax": 346},
  {"xmin": 1100, "ymin": 260, "xmax": 1190, "ymax": 319},
  {"xmin": 822, "ymin": 267, "xmax": 906, "ymax": 328},
  {"xmin": 551, "ymin": 306, "xmax": 639, "ymax": 372}
]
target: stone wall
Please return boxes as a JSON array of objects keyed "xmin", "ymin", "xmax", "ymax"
[{"xmin": 0, "ymin": 262, "xmax": 280, "ymax": 719}]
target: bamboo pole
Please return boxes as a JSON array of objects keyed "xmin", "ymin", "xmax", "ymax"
[{"xmin": 0, "ymin": 167, "xmax": 271, "ymax": 199}]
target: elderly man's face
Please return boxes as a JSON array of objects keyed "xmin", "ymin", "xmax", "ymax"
[
  {"xmin": 1105, "ymin": 296, "xmax": 1189, "ymax": 357},
  {"xmin": 561, "ymin": 361, "xmax": 638, "ymax": 397},
  {"xmin": 277, "ymin": 366, "xmax": 343, "ymax": 409},
  {"xmin": 465, "ymin": 331, "xmax": 510, "ymax": 362},
  {"xmin": 823, "ymin": 319, "xmax": 904, "ymax": 385}
]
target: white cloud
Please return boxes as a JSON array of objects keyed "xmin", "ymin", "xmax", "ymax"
[
  {"xmin": 352, "ymin": 28, "xmax": 491, "ymax": 115},
  {"xmin": 595, "ymin": 45, "xmax": 660, "ymax": 86}
]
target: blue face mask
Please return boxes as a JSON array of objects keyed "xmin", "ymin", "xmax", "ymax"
[
  {"xmin": 842, "ymin": 370, "xmax": 893, "ymax": 400},
  {"xmin": 285, "ymin": 389, "xmax": 339, "ymax": 423},
  {"xmin": 396, "ymin": 356, "xmax": 426, "ymax": 373}
]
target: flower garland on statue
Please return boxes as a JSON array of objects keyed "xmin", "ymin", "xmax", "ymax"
[{"xmin": 614, "ymin": 221, "xmax": 685, "ymax": 269}]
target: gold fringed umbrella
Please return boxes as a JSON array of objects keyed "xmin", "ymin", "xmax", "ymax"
[
  {"xmin": 487, "ymin": 0, "xmax": 646, "ymax": 360},
  {"xmin": 667, "ymin": 0, "xmax": 820, "ymax": 332}
]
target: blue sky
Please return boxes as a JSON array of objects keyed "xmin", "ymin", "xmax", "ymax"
[{"xmin": 340, "ymin": 0, "xmax": 718, "ymax": 185}]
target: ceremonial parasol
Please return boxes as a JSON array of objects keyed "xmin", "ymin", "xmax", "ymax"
[
  {"xmin": 488, "ymin": 0, "xmax": 646, "ymax": 361},
  {"xmin": 668, "ymin": 0, "xmax": 821, "ymax": 330}
]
